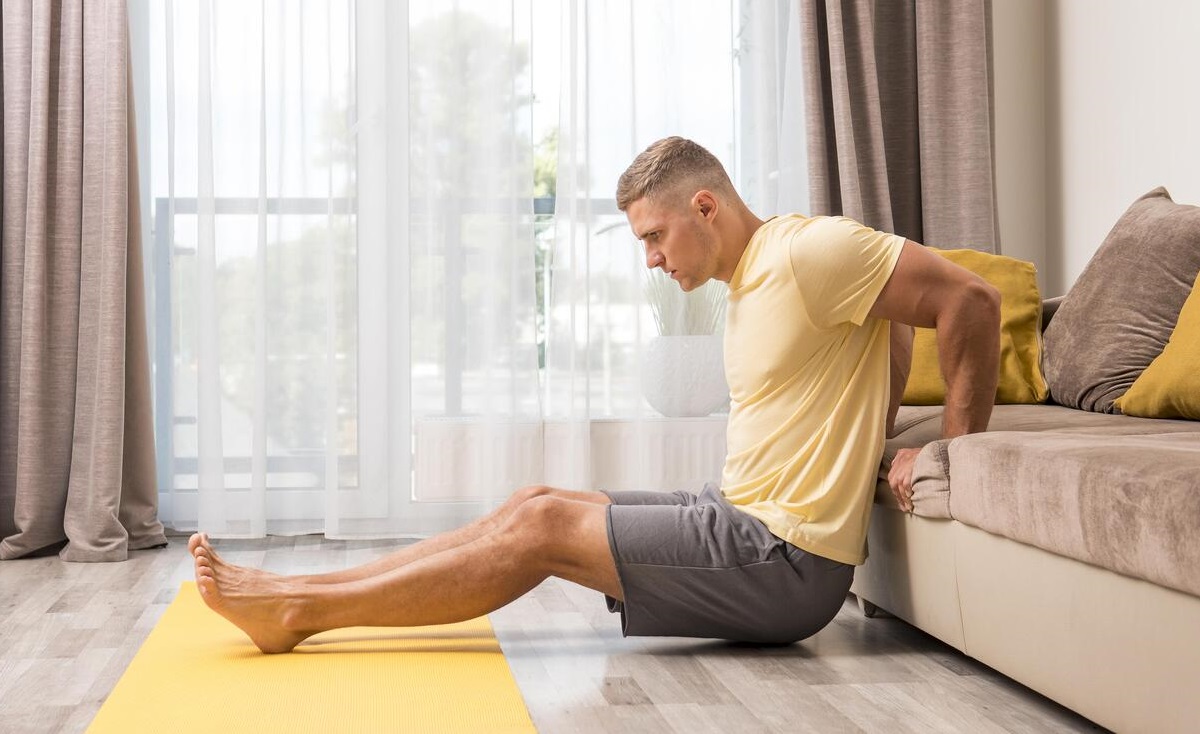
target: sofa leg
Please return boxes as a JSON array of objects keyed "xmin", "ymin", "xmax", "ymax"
[{"xmin": 857, "ymin": 595, "xmax": 881, "ymax": 618}]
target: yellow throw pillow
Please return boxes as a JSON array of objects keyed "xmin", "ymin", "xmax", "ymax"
[
  {"xmin": 902, "ymin": 249, "xmax": 1049, "ymax": 405},
  {"xmin": 1113, "ymin": 272, "xmax": 1200, "ymax": 419}
]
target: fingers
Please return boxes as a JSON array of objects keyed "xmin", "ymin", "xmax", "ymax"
[{"xmin": 887, "ymin": 450, "xmax": 916, "ymax": 513}]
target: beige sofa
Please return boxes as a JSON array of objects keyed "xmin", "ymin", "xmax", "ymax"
[{"xmin": 853, "ymin": 296, "xmax": 1200, "ymax": 734}]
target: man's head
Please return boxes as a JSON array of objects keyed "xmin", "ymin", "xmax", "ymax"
[
  {"xmin": 616, "ymin": 136, "xmax": 736, "ymax": 213},
  {"xmin": 617, "ymin": 137, "xmax": 745, "ymax": 292}
]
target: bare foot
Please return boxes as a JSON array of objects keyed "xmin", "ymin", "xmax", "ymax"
[{"xmin": 189, "ymin": 533, "xmax": 317, "ymax": 654}]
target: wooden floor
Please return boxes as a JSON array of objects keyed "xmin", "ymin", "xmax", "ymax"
[{"xmin": 0, "ymin": 534, "xmax": 1107, "ymax": 733}]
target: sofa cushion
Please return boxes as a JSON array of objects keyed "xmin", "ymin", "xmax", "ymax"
[
  {"xmin": 902, "ymin": 249, "xmax": 1047, "ymax": 406},
  {"xmin": 1043, "ymin": 187, "xmax": 1200, "ymax": 413},
  {"xmin": 944, "ymin": 432, "xmax": 1200, "ymax": 598},
  {"xmin": 877, "ymin": 404, "xmax": 1200, "ymax": 520},
  {"xmin": 885, "ymin": 403, "xmax": 1200, "ymax": 455},
  {"xmin": 1114, "ymin": 271, "xmax": 1200, "ymax": 420}
]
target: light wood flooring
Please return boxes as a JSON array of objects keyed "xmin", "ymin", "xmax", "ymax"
[{"xmin": 0, "ymin": 534, "xmax": 1107, "ymax": 733}]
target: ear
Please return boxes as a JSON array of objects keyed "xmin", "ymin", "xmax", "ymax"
[{"xmin": 692, "ymin": 190, "xmax": 719, "ymax": 222}]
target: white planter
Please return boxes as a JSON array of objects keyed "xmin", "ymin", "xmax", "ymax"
[{"xmin": 641, "ymin": 334, "xmax": 729, "ymax": 418}]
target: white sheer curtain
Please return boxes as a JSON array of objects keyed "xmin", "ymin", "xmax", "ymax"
[
  {"xmin": 131, "ymin": 0, "xmax": 540, "ymax": 537},
  {"xmin": 129, "ymin": 0, "xmax": 806, "ymax": 537},
  {"xmin": 544, "ymin": 0, "xmax": 808, "ymax": 492}
]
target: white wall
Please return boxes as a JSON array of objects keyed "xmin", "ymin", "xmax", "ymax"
[
  {"xmin": 992, "ymin": 0, "xmax": 1046, "ymax": 290},
  {"xmin": 993, "ymin": 1, "xmax": 1200, "ymax": 296},
  {"xmin": 1045, "ymin": 0, "xmax": 1200, "ymax": 295}
]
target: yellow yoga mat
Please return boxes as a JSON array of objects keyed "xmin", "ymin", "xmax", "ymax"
[{"xmin": 89, "ymin": 582, "xmax": 537, "ymax": 733}]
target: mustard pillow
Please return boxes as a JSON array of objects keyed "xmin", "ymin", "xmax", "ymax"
[
  {"xmin": 1113, "ymin": 272, "xmax": 1200, "ymax": 419},
  {"xmin": 902, "ymin": 249, "xmax": 1048, "ymax": 405}
]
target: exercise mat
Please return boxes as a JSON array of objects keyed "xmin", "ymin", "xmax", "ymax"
[{"xmin": 88, "ymin": 582, "xmax": 536, "ymax": 733}]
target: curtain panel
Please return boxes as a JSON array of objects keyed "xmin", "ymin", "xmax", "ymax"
[
  {"xmin": 801, "ymin": 0, "xmax": 998, "ymax": 251},
  {"xmin": 132, "ymin": 0, "xmax": 810, "ymax": 537},
  {"xmin": 1, "ymin": 0, "xmax": 165, "ymax": 562},
  {"xmin": 132, "ymin": 0, "xmax": 541, "ymax": 537}
]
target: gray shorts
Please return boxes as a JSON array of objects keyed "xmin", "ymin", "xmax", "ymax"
[{"xmin": 599, "ymin": 483, "xmax": 853, "ymax": 644}]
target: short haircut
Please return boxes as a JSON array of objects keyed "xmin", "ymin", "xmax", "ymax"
[{"xmin": 615, "ymin": 136, "xmax": 735, "ymax": 212}]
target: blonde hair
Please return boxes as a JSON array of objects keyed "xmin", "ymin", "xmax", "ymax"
[{"xmin": 616, "ymin": 136, "xmax": 735, "ymax": 212}]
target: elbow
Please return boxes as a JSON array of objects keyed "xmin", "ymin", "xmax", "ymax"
[
  {"xmin": 938, "ymin": 277, "xmax": 1000, "ymax": 336},
  {"xmin": 967, "ymin": 278, "xmax": 1002, "ymax": 336},
  {"xmin": 978, "ymin": 278, "xmax": 1001, "ymax": 315}
]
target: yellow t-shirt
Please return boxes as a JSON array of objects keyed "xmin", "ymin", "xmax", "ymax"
[{"xmin": 721, "ymin": 214, "xmax": 905, "ymax": 565}]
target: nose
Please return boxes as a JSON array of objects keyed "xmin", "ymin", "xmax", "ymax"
[{"xmin": 646, "ymin": 250, "xmax": 664, "ymax": 270}]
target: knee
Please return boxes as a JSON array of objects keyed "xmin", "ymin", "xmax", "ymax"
[
  {"xmin": 503, "ymin": 495, "xmax": 579, "ymax": 546},
  {"xmin": 509, "ymin": 484, "xmax": 553, "ymax": 507},
  {"xmin": 509, "ymin": 494, "xmax": 563, "ymax": 525}
]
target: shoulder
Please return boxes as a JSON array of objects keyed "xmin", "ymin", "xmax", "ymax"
[{"xmin": 785, "ymin": 215, "xmax": 901, "ymax": 268}]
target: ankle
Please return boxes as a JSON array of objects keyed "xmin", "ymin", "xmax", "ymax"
[{"xmin": 279, "ymin": 594, "xmax": 315, "ymax": 632}]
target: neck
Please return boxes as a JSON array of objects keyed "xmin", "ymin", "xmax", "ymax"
[{"xmin": 715, "ymin": 205, "xmax": 768, "ymax": 282}]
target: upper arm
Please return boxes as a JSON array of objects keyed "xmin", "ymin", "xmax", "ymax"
[{"xmin": 867, "ymin": 240, "xmax": 997, "ymax": 328}]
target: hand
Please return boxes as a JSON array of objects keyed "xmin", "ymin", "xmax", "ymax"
[{"xmin": 887, "ymin": 447, "xmax": 921, "ymax": 513}]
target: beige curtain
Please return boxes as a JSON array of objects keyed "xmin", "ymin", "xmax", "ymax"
[
  {"xmin": 0, "ymin": 0, "xmax": 164, "ymax": 561},
  {"xmin": 801, "ymin": 0, "xmax": 998, "ymax": 251}
]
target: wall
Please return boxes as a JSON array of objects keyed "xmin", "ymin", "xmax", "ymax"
[
  {"xmin": 1045, "ymin": 0, "xmax": 1200, "ymax": 295},
  {"xmin": 992, "ymin": 0, "xmax": 1046, "ymax": 290},
  {"xmin": 993, "ymin": 0, "xmax": 1200, "ymax": 296}
]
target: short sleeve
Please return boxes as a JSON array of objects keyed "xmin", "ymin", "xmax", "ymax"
[{"xmin": 787, "ymin": 216, "xmax": 906, "ymax": 328}]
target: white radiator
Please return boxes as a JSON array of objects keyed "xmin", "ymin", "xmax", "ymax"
[{"xmin": 413, "ymin": 416, "xmax": 728, "ymax": 500}]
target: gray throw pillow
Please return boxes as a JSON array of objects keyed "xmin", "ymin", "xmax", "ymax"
[{"xmin": 1044, "ymin": 187, "xmax": 1200, "ymax": 412}]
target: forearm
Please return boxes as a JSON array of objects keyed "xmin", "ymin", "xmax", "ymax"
[{"xmin": 936, "ymin": 287, "xmax": 1000, "ymax": 439}]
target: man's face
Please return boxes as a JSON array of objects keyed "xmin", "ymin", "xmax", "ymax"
[{"xmin": 625, "ymin": 195, "xmax": 718, "ymax": 293}]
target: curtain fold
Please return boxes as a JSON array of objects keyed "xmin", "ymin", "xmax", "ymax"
[
  {"xmin": 801, "ymin": 0, "xmax": 998, "ymax": 251},
  {"xmin": 1, "ymin": 0, "xmax": 166, "ymax": 562}
]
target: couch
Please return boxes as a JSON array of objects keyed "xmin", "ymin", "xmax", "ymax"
[{"xmin": 852, "ymin": 192, "xmax": 1200, "ymax": 733}]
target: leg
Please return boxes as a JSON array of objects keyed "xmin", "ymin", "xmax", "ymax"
[
  {"xmin": 189, "ymin": 485, "xmax": 611, "ymax": 586},
  {"xmin": 191, "ymin": 493, "xmax": 620, "ymax": 653}
]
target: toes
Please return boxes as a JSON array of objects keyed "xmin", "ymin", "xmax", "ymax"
[
  {"xmin": 198, "ymin": 533, "xmax": 226, "ymax": 563},
  {"xmin": 188, "ymin": 533, "xmax": 203, "ymax": 555}
]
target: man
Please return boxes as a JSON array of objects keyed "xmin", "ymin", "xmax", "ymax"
[{"xmin": 189, "ymin": 137, "xmax": 999, "ymax": 653}]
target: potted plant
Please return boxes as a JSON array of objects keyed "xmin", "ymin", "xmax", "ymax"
[{"xmin": 640, "ymin": 267, "xmax": 730, "ymax": 417}]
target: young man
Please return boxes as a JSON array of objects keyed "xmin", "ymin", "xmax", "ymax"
[{"xmin": 190, "ymin": 137, "xmax": 999, "ymax": 653}]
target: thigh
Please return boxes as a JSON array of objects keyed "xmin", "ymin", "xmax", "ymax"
[
  {"xmin": 600, "ymin": 483, "xmax": 708, "ymax": 508},
  {"xmin": 512, "ymin": 495, "xmax": 622, "ymax": 598}
]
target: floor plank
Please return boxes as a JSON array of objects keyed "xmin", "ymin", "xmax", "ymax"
[{"xmin": 0, "ymin": 534, "xmax": 1108, "ymax": 733}]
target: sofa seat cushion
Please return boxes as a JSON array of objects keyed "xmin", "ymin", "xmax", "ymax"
[
  {"xmin": 947, "ymin": 432, "xmax": 1200, "ymax": 597},
  {"xmin": 876, "ymin": 405, "xmax": 1200, "ymax": 518},
  {"xmin": 888, "ymin": 404, "xmax": 1200, "ymax": 450}
]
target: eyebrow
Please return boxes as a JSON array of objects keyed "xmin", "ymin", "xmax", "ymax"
[{"xmin": 636, "ymin": 226, "xmax": 660, "ymax": 241}]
